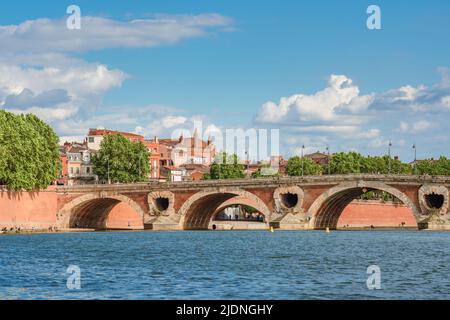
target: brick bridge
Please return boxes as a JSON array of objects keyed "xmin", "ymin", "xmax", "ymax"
[{"xmin": 55, "ymin": 175, "xmax": 450, "ymax": 231}]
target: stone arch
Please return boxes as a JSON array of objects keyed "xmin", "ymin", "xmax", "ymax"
[
  {"xmin": 178, "ymin": 188, "xmax": 271, "ymax": 230},
  {"xmin": 58, "ymin": 193, "xmax": 145, "ymax": 230},
  {"xmin": 307, "ymin": 181, "xmax": 421, "ymax": 230},
  {"xmin": 212, "ymin": 196, "xmax": 268, "ymax": 221}
]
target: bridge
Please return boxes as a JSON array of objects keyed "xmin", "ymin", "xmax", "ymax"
[{"xmin": 55, "ymin": 174, "xmax": 450, "ymax": 231}]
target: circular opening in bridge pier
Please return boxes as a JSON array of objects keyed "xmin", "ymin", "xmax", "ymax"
[
  {"xmin": 425, "ymin": 193, "xmax": 444, "ymax": 209},
  {"xmin": 281, "ymin": 193, "xmax": 298, "ymax": 208},
  {"xmin": 155, "ymin": 197, "xmax": 170, "ymax": 211}
]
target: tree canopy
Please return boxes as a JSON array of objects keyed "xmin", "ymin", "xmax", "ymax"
[
  {"xmin": 91, "ymin": 134, "xmax": 149, "ymax": 183},
  {"xmin": 203, "ymin": 152, "xmax": 245, "ymax": 180},
  {"xmin": 415, "ymin": 156, "xmax": 450, "ymax": 175},
  {"xmin": 286, "ymin": 156, "xmax": 322, "ymax": 176},
  {"xmin": 0, "ymin": 110, "xmax": 60, "ymax": 191},
  {"xmin": 326, "ymin": 152, "xmax": 411, "ymax": 175},
  {"xmin": 251, "ymin": 163, "xmax": 280, "ymax": 178}
]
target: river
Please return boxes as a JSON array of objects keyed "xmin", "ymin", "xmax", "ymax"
[{"xmin": 0, "ymin": 230, "xmax": 449, "ymax": 299}]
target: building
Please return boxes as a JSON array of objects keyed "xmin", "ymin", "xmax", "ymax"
[
  {"xmin": 143, "ymin": 138, "xmax": 161, "ymax": 180},
  {"xmin": 57, "ymin": 150, "xmax": 68, "ymax": 185},
  {"xmin": 305, "ymin": 151, "xmax": 330, "ymax": 166},
  {"xmin": 161, "ymin": 166, "xmax": 187, "ymax": 182},
  {"xmin": 179, "ymin": 164, "xmax": 210, "ymax": 181},
  {"xmin": 87, "ymin": 128, "xmax": 145, "ymax": 151},
  {"xmin": 61, "ymin": 141, "xmax": 96, "ymax": 185},
  {"xmin": 158, "ymin": 130, "xmax": 216, "ymax": 179}
]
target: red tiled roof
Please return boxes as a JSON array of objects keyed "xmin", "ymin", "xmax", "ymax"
[{"xmin": 88, "ymin": 129, "xmax": 144, "ymax": 139}]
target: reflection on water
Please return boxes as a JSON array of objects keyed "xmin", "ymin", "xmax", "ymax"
[{"xmin": 0, "ymin": 230, "xmax": 449, "ymax": 300}]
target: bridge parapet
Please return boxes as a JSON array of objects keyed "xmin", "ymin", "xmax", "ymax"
[{"xmin": 56, "ymin": 174, "xmax": 450, "ymax": 194}]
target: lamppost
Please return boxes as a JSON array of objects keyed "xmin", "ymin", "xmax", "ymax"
[
  {"xmin": 388, "ymin": 140, "xmax": 392, "ymax": 175},
  {"xmin": 301, "ymin": 144, "xmax": 305, "ymax": 177},
  {"xmin": 326, "ymin": 145, "xmax": 331, "ymax": 175},
  {"xmin": 413, "ymin": 143, "xmax": 417, "ymax": 175},
  {"xmin": 245, "ymin": 150, "xmax": 249, "ymax": 178},
  {"xmin": 106, "ymin": 156, "xmax": 111, "ymax": 184},
  {"xmin": 138, "ymin": 153, "xmax": 142, "ymax": 182}
]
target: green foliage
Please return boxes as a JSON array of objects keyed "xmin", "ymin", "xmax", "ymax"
[
  {"xmin": 203, "ymin": 152, "xmax": 245, "ymax": 180},
  {"xmin": 360, "ymin": 190, "xmax": 400, "ymax": 202},
  {"xmin": 240, "ymin": 205, "xmax": 259, "ymax": 214},
  {"xmin": 326, "ymin": 152, "xmax": 411, "ymax": 175},
  {"xmin": 415, "ymin": 156, "xmax": 450, "ymax": 175},
  {"xmin": 0, "ymin": 110, "xmax": 60, "ymax": 191},
  {"xmin": 286, "ymin": 156, "xmax": 322, "ymax": 176},
  {"xmin": 361, "ymin": 155, "xmax": 411, "ymax": 174},
  {"xmin": 91, "ymin": 134, "xmax": 149, "ymax": 183},
  {"xmin": 252, "ymin": 163, "xmax": 280, "ymax": 178},
  {"xmin": 328, "ymin": 152, "xmax": 364, "ymax": 174}
]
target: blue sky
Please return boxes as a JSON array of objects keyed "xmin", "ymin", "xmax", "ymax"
[{"xmin": 1, "ymin": 0, "xmax": 449, "ymax": 161}]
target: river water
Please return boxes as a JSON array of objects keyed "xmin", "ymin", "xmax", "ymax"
[{"xmin": 0, "ymin": 230, "xmax": 449, "ymax": 300}]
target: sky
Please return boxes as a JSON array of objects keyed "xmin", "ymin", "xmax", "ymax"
[{"xmin": 0, "ymin": 0, "xmax": 449, "ymax": 161}]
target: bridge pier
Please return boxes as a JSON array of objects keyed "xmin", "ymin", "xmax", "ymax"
[{"xmin": 144, "ymin": 215, "xmax": 182, "ymax": 231}]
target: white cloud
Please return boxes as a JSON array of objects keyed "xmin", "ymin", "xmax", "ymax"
[
  {"xmin": 441, "ymin": 96, "xmax": 450, "ymax": 108},
  {"xmin": 0, "ymin": 14, "xmax": 233, "ymax": 53},
  {"xmin": 398, "ymin": 120, "xmax": 433, "ymax": 133},
  {"xmin": 399, "ymin": 121, "xmax": 409, "ymax": 133},
  {"xmin": 8, "ymin": 106, "xmax": 78, "ymax": 122},
  {"xmin": 391, "ymin": 85, "xmax": 426, "ymax": 102},
  {"xmin": 256, "ymin": 75, "xmax": 370, "ymax": 124},
  {"xmin": 412, "ymin": 120, "xmax": 433, "ymax": 132},
  {"xmin": 0, "ymin": 13, "xmax": 233, "ymax": 131}
]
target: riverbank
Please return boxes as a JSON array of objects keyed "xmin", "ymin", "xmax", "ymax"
[{"xmin": 0, "ymin": 228, "xmax": 95, "ymax": 236}]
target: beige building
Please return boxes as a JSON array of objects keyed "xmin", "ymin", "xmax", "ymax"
[{"xmin": 159, "ymin": 130, "xmax": 216, "ymax": 168}]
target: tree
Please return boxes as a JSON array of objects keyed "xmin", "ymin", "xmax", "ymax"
[
  {"xmin": 203, "ymin": 152, "xmax": 245, "ymax": 180},
  {"xmin": 361, "ymin": 155, "xmax": 411, "ymax": 174},
  {"xmin": 0, "ymin": 110, "xmax": 60, "ymax": 191},
  {"xmin": 91, "ymin": 134, "xmax": 149, "ymax": 183},
  {"xmin": 251, "ymin": 163, "xmax": 279, "ymax": 178},
  {"xmin": 286, "ymin": 156, "xmax": 322, "ymax": 176},
  {"xmin": 416, "ymin": 156, "xmax": 450, "ymax": 175},
  {"xmin": 328, "ymin": 152, "xmax": 364, "ymax": 174}
]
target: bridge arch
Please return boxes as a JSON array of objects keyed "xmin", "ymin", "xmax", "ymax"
[
  {"xmin": 178, "ymin": 188, "xmax": 271, "ymax": 230},
  {"xmin": 308, "ymin": 181, "xmax": 421, "ymax": 230},
  {"xmin": 58, "ymin": 193, "xmax": 145, "ymax": 230}
]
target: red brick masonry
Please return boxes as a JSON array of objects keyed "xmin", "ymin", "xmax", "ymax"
[
  {"xmin": 0, "ymin": 189, "xmax": 417, "ymax": 230},
  {"xmin": 338, "ymin": 200, "xmax": 417, "ymax": 228}
]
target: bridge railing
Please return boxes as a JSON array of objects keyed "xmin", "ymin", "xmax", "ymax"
[{"xmin": 55, "ymin": 174, "xmax": 450, "ymax": 192}]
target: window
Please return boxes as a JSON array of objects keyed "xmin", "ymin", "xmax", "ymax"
[
  {"xmin": 89, "ymin": 137, "xmax": 94, "ymax": 143},
  {"xmin": 70, "ymin": 167, "xmax": 73, "ymax": 174},
  {"xmin": 86, "ymin": 167, "xmax": 90, "ymax": 174},
  {"xmin": 76, "ymin": 168, "xmax": 80, "ymax": 174}
]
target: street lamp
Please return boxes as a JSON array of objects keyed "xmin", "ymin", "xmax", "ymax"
[
  {"xmin": 138, "ymin": 153, "xmax": 142, "ymax": 182},
  {"xmin": 245, "ymin": 150, "xmax": 249, "ymax": 178},
  {"xmin": 388, "ymin": 140, "xmax": 392, "ymax": 175},
  {"xmin": 301, "ymin": 144, "xmax": 305, "ymax": 177},
  {"xmin": 326, "ymin": 145, "xmax": 331, "ymax": 175},
  {"xmin": 413, "ymin": 143, "xmax": 417, "ymax": 175},
  {"xmin": 106, "ymin": 156, "xmax": 111, "ymax": 184}
]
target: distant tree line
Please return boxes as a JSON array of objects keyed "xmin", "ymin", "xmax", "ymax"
[
  {"xmin": 286, "ymin": 152, "xmax": 450, "ymax": 176},
  {"xmin": 203, "ymin": 151, "xmax": 450, "ymax": 181}
]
